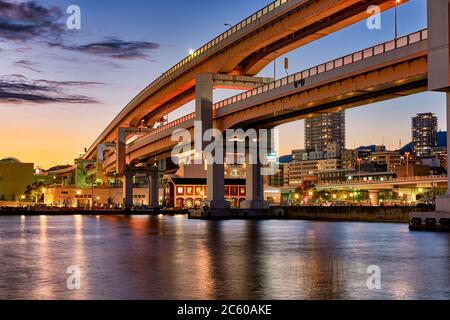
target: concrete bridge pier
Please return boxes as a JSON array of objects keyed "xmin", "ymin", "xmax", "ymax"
[
  {"xmin": 122, "ymin": 171, "xmax": 134, "ymax": 210},
  {"xmin": 147, "ymin": 171, "xmax": 159, "ymax": 208},
  {"xmin": 436, "ymin": 92, "xmax": 450, "ymax": 212},
  {"xmin": 207, "ymin": 162, "xmax": 230, "ymax": 209},
  {"xmin": 195, "ymin": 73, "xmax": 273, "ymax": 212},
  {"xmin": 241, "ymin": 161, "xmax": 266, "ymax": 209},
  {"xmin": 241, "ymin": 136, "xmax": 268, "ymax": 210},
  {"xmin": 195, "ymin": 74, "xmax": 229, "ymax": 210},
  {"xmin": 428, "ymin": 0, "xmax": 450, "ymax": 213}
]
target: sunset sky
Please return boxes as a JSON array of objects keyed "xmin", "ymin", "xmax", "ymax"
[{"xmin": 0, "ymin": 0, "xmax": 442, "ymax": 169}]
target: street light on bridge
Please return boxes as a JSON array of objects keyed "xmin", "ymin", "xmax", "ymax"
[{"xmin": 394, "ymin": 0, "xmax": 402, "ymax": 40}]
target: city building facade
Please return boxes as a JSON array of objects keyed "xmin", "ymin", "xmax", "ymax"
[
  {"xmin": 0, "ymin": 158, "xmax": 34, "ymax": 201},
  {"xmin": 305, "ymin": 111, "xmax": 346, "ymax": 153},
  {"xmin": 412, "ymin": 112, "xmax": 438, "ymax": 157}
]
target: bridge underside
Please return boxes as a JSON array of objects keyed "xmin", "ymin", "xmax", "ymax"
[
  {"xmin": 84, "ymin": 0, "xmax": 403, "ymax": 160},
  {"xmin": 103, "ymin": 55, "xmax": 428, "ymax": 173}
]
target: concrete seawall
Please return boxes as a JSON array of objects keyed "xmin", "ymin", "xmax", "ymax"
[
  {"xmin": 190, "ymin": 206, "xmax": 435, "ymax": 222},
  {"xmin": 0, "ymin": 208, "xmax": 189, "ymax": 216},
  {"xmin": 274, "ymin": 206, "xmax": 434, "ymax": 223}
]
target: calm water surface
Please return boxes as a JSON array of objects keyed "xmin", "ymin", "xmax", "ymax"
[{"xmin": 0, "ymin": 215, "xmax": 449, "ymax": 300}]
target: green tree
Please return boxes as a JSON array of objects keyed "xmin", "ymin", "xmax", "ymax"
[
  {"xmin": 25, "ymin": 181, "xmax": 45, "ymax": 204},
  {"xmin": 76, "ymin": 160, "xmax": 88, "ymax": 188}
]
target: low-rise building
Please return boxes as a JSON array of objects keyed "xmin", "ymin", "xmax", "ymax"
[
  {"xmin": 370, "ymin": 151, "xmax": 402, "ymax": 171},
  {"xmin": 44, "ymin": 186, "xmax": 159, "ymax": 208},
  {"xmin": 164, "ymin": 177, "xmax": 246, "ymax": 208},
  {"xmin": 434, "ymin": 147, "xmax": 448, "ymax": 169},
  {"xmin": 346, "ymin": 171, "xmax": 396, "ymax": 182},
  {"xmin": 395, "ymin": 164, "xmax": 431, "ymax": 178},
  {"xmin": 289, "ymin": 159, "xmax": 318, "ymax": 186},
  {"xmin": 0, "ymin": 158, "xmax": 34, "ymax": 201},
  {"xmin": 318, "ymin": 168, "xmax": 357, "ymax": 184}
]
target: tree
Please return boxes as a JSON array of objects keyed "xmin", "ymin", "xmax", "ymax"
[
  {"xmin": 75, "ymin": 160, "xmax": 88, "ymax": 188},
  {"xmin": 25, "ymin": 181, "xmax": 45, "ymax": 204}
]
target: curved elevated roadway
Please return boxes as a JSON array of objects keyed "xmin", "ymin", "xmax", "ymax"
[
  {"xmin": 84, "ymin": 0, "xmax": 405, "ymax": 161},
  {"xmin": 101, "ymin": 29, "xmax": 428, "ymax": 173}
]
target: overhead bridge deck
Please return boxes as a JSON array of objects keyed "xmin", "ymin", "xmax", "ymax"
[
  {"xmin": 102, "ymin": 29, "xmax": 428, "ymax": 173},
  {"xmin": 84, "ymin": 0, "xmax": 405, "ymax": 161}
]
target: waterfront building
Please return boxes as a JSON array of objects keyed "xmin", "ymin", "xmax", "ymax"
[
  {"xmin": 44, "ymin": 186, "xmax": 153, "ymax": 208},
  {"xmin": 164, "ymin": 177, "xmax": 246, "ymax": 208},
  {"xmin": 0, "ymin": 158, "xmax": 34, "ymax": 201}
]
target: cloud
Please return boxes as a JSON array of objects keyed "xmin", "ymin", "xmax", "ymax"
[
  {"xmin": 0, "ymin": 1, "xmax": 160, "ymax": 62},
  {"xmin": 14, "ymin": 59, "xmax": 42, "ymax": 73},
  {"xmin": 0, "ymin": 0, "xmax": 64, "ymax": 41},
  {"xmin": 50, "ymin": 38, "xmax": 160, "ymax": 60},
  {"xmin": 0, "ymin": 74, "xmax": 102, "ymax": 104}
]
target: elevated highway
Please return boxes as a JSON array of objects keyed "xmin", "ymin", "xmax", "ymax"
[
  {"xmin": 316, "ymin": 174, "xmax": 447, "ymax": 206},
  {"xmin": 316, "ymin": 175, "xmax": 447, "ymax": 191},
  {"xmin": 84, "ymin": 0, "xmax": 405, "ymax": 161},
  {"xmin": 101, "ymin": 29, "xmax": 428, "ymax": 173}
]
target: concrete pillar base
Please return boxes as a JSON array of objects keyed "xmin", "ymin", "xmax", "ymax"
[
  {"xmin": 409, "ymin": 211, "xmax": 450, "ymax": 231},
  {"xmin": 240, "ymin": 200, "xmax": 269, "ymax": 209},
  {"xmin": 122, "ymin": 173, "xmax": 134, "ymax": 210},
  {"xmin": 435, "ymin": 194, "xmax": 450, "ymax": 212},
  {"xmin": 206, "ymin": 199, "xmax": 231, "ymax": 210},
  {"xmin": 148, "ymin": 172, "xmax": 159, "ymax": 208}
]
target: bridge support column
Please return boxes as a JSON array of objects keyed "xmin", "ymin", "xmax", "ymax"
[
  {"xmin": 147, "ymin": 171, "xmax": 159, "ymax": 208},
  {"xmin": 241, "ymin": 135, "xmax": 268, "ymax": 209},
  {"xmin": 436, "ymin": 92, "xmax": 450, "ymax": 211},
  {"xmin": 428, "ymin": 0, "xmax": 450, "ymax": 212},
  {"xmin": 207, "ymin": 162, "xmax": 229, "ymax": 209},
  {"xmin": 116, "ymin": 128, "xmax": 127, "ymax": 176},
  {"xmin": 369, "ymin": 190, "xmax": 380, "ymax": 207},
  {"xmin": 241, "ymin": 161, "xmax": 266, "ymax": 209},
  {"xmin": 195, "ymin": 74, "xmax": 214, "ymax": 141},
  {"xmin": 122, "ymin": 171, "xmax": 134, "ymax": 210},
  {"xmin": 195, "ymin": 74, "xmax": 228, "ymax": 209}
]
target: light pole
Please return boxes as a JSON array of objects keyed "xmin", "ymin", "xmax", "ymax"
[
  {"xmin": 394, "ymin": 0, "xmax": 402, "ymax": 40},
  {"xmin": 274, "ymin": 59, "xmax": 277, "ymax": 80}
]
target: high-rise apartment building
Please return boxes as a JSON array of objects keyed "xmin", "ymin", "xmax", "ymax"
[
  {"xmin": 412, "ymin": 113, "xmax": 438, "ymax": 157},
  {"xmin": 305, "ymin": 111, "xmax": 346, "ymax": 153}
]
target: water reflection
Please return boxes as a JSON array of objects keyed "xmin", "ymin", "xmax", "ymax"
[{"xmin": 0, "ymin": 216, "xmax": 449, "ymax": 300}]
